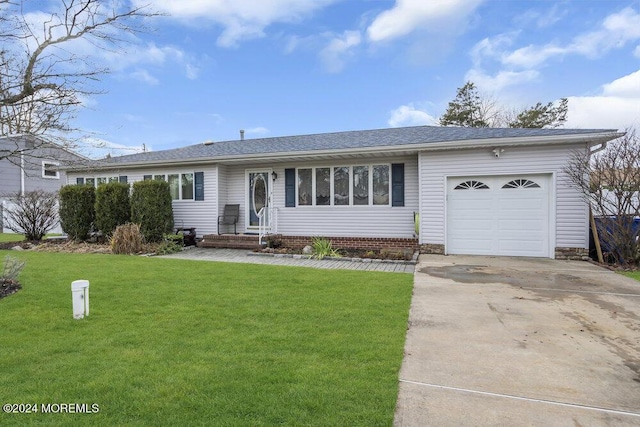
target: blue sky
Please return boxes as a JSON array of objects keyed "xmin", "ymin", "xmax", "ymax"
[{"xmin": 25, "ymin": 1, "xmax": 640, "ymax": 157}]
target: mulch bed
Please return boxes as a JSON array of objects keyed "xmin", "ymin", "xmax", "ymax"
[
  {"xmin": 0, "ymin": 278, "xmax": 21, "ymax": 299},
  {"xmin": 257, "ymin": 247, "xmax": 417, "ymax": 261},
  {"xmin": 4, "ymin": 238, "xmax": 417, "ymax": 261}
]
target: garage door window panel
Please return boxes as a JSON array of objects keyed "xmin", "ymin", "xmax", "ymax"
[
  {"xmin": 454, "ymin": 180, "xmax": 490, "ymax": 190},
  {"xmin": 502, "ymin": 179, "xmax": 540, "ymax": 189}
]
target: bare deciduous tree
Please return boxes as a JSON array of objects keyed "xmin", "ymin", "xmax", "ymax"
[
  {"xmin": 0, "ymin": 0, "xmax": 159, "ymax": 162},
  {"xmin": 564, "ymin": 128, "xmax": 640, "ymax": 266},
  {"xmin": 4, "ymin": 190, "xmax": 59, "ymax": 240}
]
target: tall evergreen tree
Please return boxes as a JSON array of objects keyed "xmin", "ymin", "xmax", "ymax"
[{"xmin": 439, "ymin": 81, "xmax": 569, "ymax": 128}]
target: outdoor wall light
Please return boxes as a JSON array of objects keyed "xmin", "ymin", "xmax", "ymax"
[
  {"xmin": 272, "ymin": 171, "xmax": 278, "ymax": 180},
  {"xmin": 492, "ymin": 148, "xmax": 505, "ymax": 158}
]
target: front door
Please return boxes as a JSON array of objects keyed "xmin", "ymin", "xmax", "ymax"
[{"xmin": 247, "ymin": 171, "xmax": 271, "ymax": 230}]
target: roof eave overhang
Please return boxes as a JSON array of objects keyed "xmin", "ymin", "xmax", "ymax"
[
  {"xmin": 415, "ymin": 131, "xmax": 623, "ymax": 151},
  {"xmin": 67, "ymin": 131, "xmax": 623, "ymax": 172}
]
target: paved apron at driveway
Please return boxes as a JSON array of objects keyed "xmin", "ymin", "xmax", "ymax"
[
  {"xmin": 395, "ymin": 255, "xmax": 640, "ymax": 426},
  {"xmin": 159, "ymin": 247, "xmax": 415, "ymax": 273}
]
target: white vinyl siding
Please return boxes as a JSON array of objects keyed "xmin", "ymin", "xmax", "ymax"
[
  {"xmin": 220, "ymin": 165, "xmax": 248, "ymax": 232},
  {"xmin": 419, "ymin": 143, "xmax": 589, "ymax": 253},
  {"xmin": 68, "ymin": 165, "xmax": 218, "ymax": 237},
  {"xmin": 219, "ymin": 157, "xmax": 416, "ymax": 237},
  {"xmin": 279, "ymin": 156, "xmax": 417, "ymax": 238}
]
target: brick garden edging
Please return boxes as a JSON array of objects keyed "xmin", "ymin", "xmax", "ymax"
[
  {"xmin": 269, "ymin": 234, "xmax": 419, "ymax": 252},
  {"xmin": 247, "ymin": 250, "xmax": 420, "ymax": 266}
]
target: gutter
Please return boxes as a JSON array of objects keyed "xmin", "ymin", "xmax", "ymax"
[{"xmin": 65, "ymin": 131, "xmax": 623, "ymax": 172}]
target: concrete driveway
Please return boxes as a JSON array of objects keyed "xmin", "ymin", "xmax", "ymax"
[{"xmin": 395, "ymin": 255, "xmax": 640, "ymax": 426}]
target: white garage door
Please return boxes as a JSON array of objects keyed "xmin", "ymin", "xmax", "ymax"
[{"xmin": 446, "ymin": 175, "xmax": 551, "ymax": 257}]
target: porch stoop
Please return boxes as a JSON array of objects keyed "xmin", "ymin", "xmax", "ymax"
[{"xmin": 199, "ymin": 234, "xmax": 262, "ymax": 250}]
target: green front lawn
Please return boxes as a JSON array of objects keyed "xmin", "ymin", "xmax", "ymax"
[
  {"xmin": 621, "ymin": 271, "xmax": 640, "ymax": 281},
  {"xmin": 0, "ymin": 233, "xmax": 24, "ymax": 243},
  {"xmin": 0, "ymin": 251, "xmax": 413, "ymax": 426}
]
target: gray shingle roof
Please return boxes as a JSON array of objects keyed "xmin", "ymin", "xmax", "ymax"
[{"xmin": 95, "ymin": 125, "xmax": 618, "ymax": 166}]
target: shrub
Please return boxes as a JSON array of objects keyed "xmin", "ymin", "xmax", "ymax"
[
  {"xmin": 311, "ymin": 236, "xmax": 341, "ymax": 260},
  {"xmin": 59, "ymin": 185, "xmax": 95, "ymax": 241},
  {"xmin": 156, "ymin": 233, "xmax": 183, "ymax": 255},
  {"xmin": 110, "ymin": 223, "xmax": 143, "ymax": 255},
  {"xmin": 130, "ymin": 180, "xmax": 174, "ymax": 243},
  {"xmin": 4, "ymin": 190, "xmax": 58, "ymax": 241},
  {"xmin": 0, "ymin": 255, "xmax": 25, "ymax": 299},
  {"xmin": 565, "ymin": 128, "xmax": 640, "ymax": 266},
  {"xmin": 265, "ymin": 234, "xmax": 283, "ymax": 249},
  {"xmin": 95, "ymin": 182, "xmax": 131, "ymax": 236}
]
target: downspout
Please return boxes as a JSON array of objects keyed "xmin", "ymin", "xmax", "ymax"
[
  {"xmin": 20, "ymin": 151, "xmax": 25, "ymax": 196},
  {"xmin": 587, "ymin": 141, "xmax": 607, "ymax": 263},
  {"xmin": 589, "ymin": 141, "xmax": 607, "ymax": 155}
]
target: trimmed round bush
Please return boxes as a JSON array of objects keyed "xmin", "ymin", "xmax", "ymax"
[
  {"xmin": 130, "ymin": 180, "xmax": 174, "ymax": 243},
  {"xmin": 59, "ymin": 184, "xmax": 95, "ymax": 241}
]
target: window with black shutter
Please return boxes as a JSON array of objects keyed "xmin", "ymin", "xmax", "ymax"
[
  {"xmin": 391, "ymin": 163, "xmax": 404, "ymax": 207},
  {"xmin": 285, "ymin": 168, "xmax": 295, "ymax": 207}
]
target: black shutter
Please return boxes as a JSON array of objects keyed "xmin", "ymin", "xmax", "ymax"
[
  {"xmin": 285, "ymin": 168, "xmax": 295, "ymax": 207},
  {"xmin": 76, "ymin": 177, "xmax": 84, "ymax": 185},
  {"xmin": 391, "ymin": 163, "xmax": 404, "ymax": 207},
  {"xmin": 195, "ymin": 172, "xmax": 204, "ymax": 201},
  {"xmin": 119, "ymin": 176, "xmax": 128, "ymax": 183}
]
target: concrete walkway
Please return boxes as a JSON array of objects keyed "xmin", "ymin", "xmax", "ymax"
[
  {"xmin": 159, "ymin": 247, "xmax": 415, "ymax": 273},
  {"xmin": 395, "ymin": 255, "xmax": 640, "ymax": 426}
]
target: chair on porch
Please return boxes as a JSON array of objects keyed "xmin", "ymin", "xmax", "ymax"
[{"xmin": 218, "ymin": 204, "xmax": 240, "ymax": 235}]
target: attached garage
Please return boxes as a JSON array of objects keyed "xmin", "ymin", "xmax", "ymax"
[{"xmin": 446, "ymin": 174, "xmax": 552, "ymax": 257}]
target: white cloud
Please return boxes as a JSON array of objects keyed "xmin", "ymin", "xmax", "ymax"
[
  {"xmin": 502, "ymin": 44, "xmax": 567, "ymax": 69},
  {"xmin": 602, "ymin": 7, "xmax": 640, "ymax": 39},
  {"xmin": 185, "ymin": 64, "xmax": 199, "ymax": 80},
  {"xmin": 565, "ymin": 69, "xmax": 640, "ymax": 131},
  {"xmin": 566, "ymin": 96, "xmax": 639, "ymax": 130},
  {"xmin": 104, "ymin": 43, "xmax": 183, "ymax": 69},
  {"xmin": 468, "ymin": 8, "xmax": 640, "ymax": 96},
  {"xmin": 76, "ymin": 137, "xmax": 148, "ymax": 159},
  {"xmin": 470, "ymin": 33, "xmax": 517, "ymax": 66},
  {"xmin": 138, "ymin": 0, "xmax": 337, "ymax": 47},
  {"xmin": 367, "ymin": 0, "xmax": 484, "ymax": 42},
  {"xmin": 102, "ymin": 43, "xmax": 200, "ymax": 83},
  {"xmin": 514, "ymin": 4, "xmax": 567, "ymax": 29},
  {"xmin": 319, "ymin": 31, "xmax": 362, "ymax": 73},
  {"xmin": 18, "ymin": 4, "xmax": 198, "ymax": 83},
  {"xmin": 388, "ymin": 104, "xmax": 438, "ymax": 127},
  {"xmin": 602, "ymin": 70, "xmax": 640, "ymax": 98},
  {"xmin": 130, "ymin": 69, "xmax": 160, "ymax": 85},
  {"xmin": 465, "ymin": 69, "xmax": 539, "ymax": 93},
  {"xmin": 502, "ymin": 7, "xmax": 640, "ymax": 68}
]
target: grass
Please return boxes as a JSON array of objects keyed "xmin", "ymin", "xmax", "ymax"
[
  {"xmin": 0, "ymin": 233, "xmax": 62, "ymax": 243},
  {"xmin": 621, "ymin": 271, "xmax": 640, "ymax": 281},
  {"xmin": 0, "ymin": 233, "xmax": 24, "ymax": 243},
  {"xmin": 0, "ymin": 251, "xmax": 413, "ymax": 426}
]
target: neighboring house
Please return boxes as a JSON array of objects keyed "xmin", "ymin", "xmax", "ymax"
[
  {"xmin": 0, "ymin": 134, "xmax": 86, "ymax": 233},
  {"xmin": 66, "ymin": 125, "xmax": 621, "ymax": 259}
]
